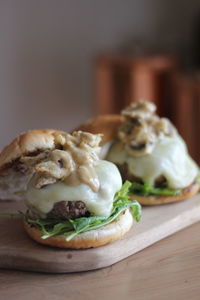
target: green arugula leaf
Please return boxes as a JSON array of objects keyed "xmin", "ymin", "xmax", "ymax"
[
  {"xmin": 65, "ymin": 198, "xmax": 141, "ymax": 241},
  {"xmin": 115, "ymin": 180, "xmax": 132, "ymax": 199},
  {"xmin": 130, "ymin": 181, "xmax": 181, "ymax": 196},
  {"xmin": 41, "ymin": 222, "xmax": 73, "ymax": 239}
]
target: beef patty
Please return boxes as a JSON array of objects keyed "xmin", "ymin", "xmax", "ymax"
[{"xmin": 47, "ymin": 200, "xmax": 89, "ymax": 220}]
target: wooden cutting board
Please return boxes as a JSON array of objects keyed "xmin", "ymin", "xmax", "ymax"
[{"xmin": 0, "ymin": 195, "xmax": 200, "ymax": 273}]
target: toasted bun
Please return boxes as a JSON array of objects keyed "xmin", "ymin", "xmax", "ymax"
[
  {"xmin": 0, "ymin": 129, "xmax": 64, "ymax": 170},
  {"xmin": 130, "ymin": 183, "xmax": 199, "ymax": 205},
  {"xmin": 24, "ymin": 209, "xmax": 133, "ymax": 249},
  {"xmin": 75, "ymin": 114, "xmax": 123, "ymax": 145},
  {"xmin": 0, "ymin": 129, "xmax": 64, "ymax": 201}
]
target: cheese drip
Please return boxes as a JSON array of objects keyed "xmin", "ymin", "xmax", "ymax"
[
  {"xmin": 107, "ymin": 135, "xmax": 199, "ymax": 189},
  {"xmin": 26, "ymin": 160, "xmax": 122, "ymax": 218}
]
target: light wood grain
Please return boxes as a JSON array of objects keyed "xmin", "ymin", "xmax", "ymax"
[
  {"xmin": 0, "ymin": 222, "xmax": 200, "ymax": 300},
  {"xmin": 0, "ymin": 194, "xmax": 200, "ymax": 273}
]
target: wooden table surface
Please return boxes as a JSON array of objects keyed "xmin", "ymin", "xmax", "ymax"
[{"xmin": 1, "ymin": 221, "xmax": 200, "ymax": 300}]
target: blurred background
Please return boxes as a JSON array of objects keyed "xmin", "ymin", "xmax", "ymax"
[{"xmin": 0, "ymin": 0, "xmax": 200, "ymax": 162}]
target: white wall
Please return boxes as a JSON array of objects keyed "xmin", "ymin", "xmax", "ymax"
[{"xmin": 0, "ymin": 0, "xmax": 199, "ymax": 149}]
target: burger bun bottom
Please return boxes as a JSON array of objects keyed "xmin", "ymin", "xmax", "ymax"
[
  {"xmin": 24, "ymin": 209, "xmax": 133, "ymax": 249},
  {"xmin": 130, "ymin": 182, "xmax": 199, "ymax": 205}
]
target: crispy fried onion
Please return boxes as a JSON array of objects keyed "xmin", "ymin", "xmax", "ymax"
[
  {"xmin": 118, "ymin": 100, "xmax": 177, "ymax": 156},
  {"xmin": 21, "ymin": 131, "xmax": 102, "ymax": 192}
]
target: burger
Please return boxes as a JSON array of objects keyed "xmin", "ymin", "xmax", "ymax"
[
  {"xmin": 0, "ymin": 129, "xmax": 141, "ymax": 248},
  {"xmin": 77, "ymin": 101, "xmax": 200, "ymax": 205}
]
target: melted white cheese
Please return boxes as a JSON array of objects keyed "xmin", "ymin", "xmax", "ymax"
[
  {"xmin": 107, "ymin": 135, "xmax": 199, "ymax": 189},
  {"xmin": 26, "ymin": 160, "xmax": 122, "ymax": 218}
]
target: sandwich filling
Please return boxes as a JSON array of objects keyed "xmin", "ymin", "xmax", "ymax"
[
  {"xmin": 107, "ymin": 101, "xmax": 199, "ymax": 191},
  {"xmin": 21, "ymin": 131, "xmax": 141, "ymax": 224},
  {"xmin": 26, "ymin": 159, "xmax": 122, "ymax": 218},
  {"xmin": 17, "ymin": 131, "xmax": 141, "ymax": 241}
]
